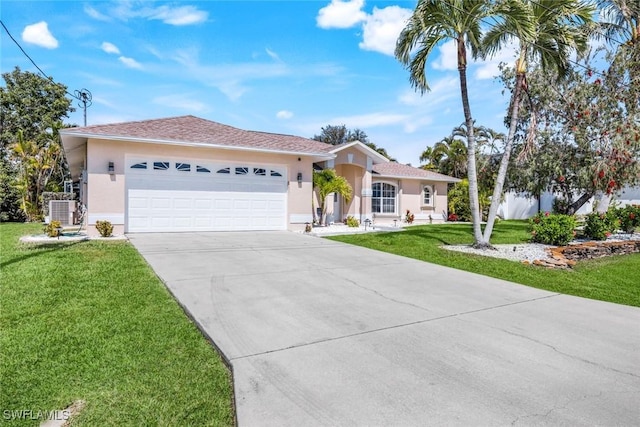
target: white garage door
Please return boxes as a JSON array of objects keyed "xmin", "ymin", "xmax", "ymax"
[{"xmin": 126, "ymin": 159, "xmax": 287, "ymax": 232}]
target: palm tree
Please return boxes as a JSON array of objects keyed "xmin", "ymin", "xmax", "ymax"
[
  {"xmin": 597, "ymin": 0, "xmax": 639, "ymax": 45},
  {"xmin": 422, "ymin": 136, "xmax": 468, "ymax": 178},
  {"xmin": 396, "ymin": 0, "xmax": 488, "ymax": 246},
  {"xmin": 313, "ymin": 169, "xmax": 353, "ymax": 226},
  {"xmin": 480, "ymin": 0, "xmax": 594, "ymax": 243}
]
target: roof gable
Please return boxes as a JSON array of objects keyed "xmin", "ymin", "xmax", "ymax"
[
  {"xmin": 372, "ymin": 162, "xmax": 460, "ymax": 182},
  {"xmin": 60, "ymin": 115, "xmax": 334, "ymax": 156},
  {"xmin": 329, "ymin": 140, "xmax": 389, "ymax": 164}
]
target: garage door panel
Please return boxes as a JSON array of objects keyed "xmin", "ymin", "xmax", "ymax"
[
  {"xmin": 194, "ymin": 199, "xmax": 212, "ymax": 210},
  {"xmin": 129, "ymin": 197, "xmax": 148, "ymax": 209},
  {"xmin": 152, "ymin": 198, "xmax": 171, "ymax": 209},
  {"xmin": 215, "ymin": 199, "xmax": 232, "ymax": 210},
  {"xmin": 194, "ymin": 217, "xmax": 212, "ymax": 227},
  {"xmin": 174, "ymin": 198, "xmax": 192, "ymax": 210},
  {"xmin": 126, "ymin": 166, "xmax": 287, "ymax": 232}
]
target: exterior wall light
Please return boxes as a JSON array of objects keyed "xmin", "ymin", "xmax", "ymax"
[
  {"xmin": 297, "ymin": 172, "xmax": 302, "ymax": 184},
  {"xmin": 108, "ymin": 161, "xmax": 115, "ymax": 174}
]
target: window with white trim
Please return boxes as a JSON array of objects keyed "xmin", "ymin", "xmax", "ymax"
[
  {"xmin": 153, "ymin": 161, "xmax": 170, "ymax": 171},
  {"xmin": 372, "ymin": 182, "xmax": 397, "ymax": 214},
  {"xmin": 235, "ymin": 167, "xmax": 249, "ymax": 175},
  {"xmin": 423, "ymin": 185, "xmax": 433, "ymax": 205},
  {"xmin": 130, "ymin": 162, "xmax": 147, "ymax": 170},
  {"xmin": 176, "ymin": 162, "xmax": 191, "ymax": 172}
]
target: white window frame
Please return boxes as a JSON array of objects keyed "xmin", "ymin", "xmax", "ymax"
[
  {"xmin": 372, "ymin": 181, "xmax": 397, "ymax": 214},
  {"xmin": 423, "ymin": 185, "xmax": 433, "ymax": 206}
]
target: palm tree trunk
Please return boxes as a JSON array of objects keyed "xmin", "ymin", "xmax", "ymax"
[
  {"xmin": 482, "ymin": 69, "xmax": 526, "ymax": 243},
  {"xmin": 457, "ymin": 39, "xmax": 486, "ymax": 246}
]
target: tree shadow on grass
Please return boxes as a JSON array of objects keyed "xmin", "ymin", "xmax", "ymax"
[{"xmin": 1, "ymin": 240, "xmax": 90, "ymax": 270}]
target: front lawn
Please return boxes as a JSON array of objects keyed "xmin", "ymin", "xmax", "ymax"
[
  {"xmin": 0, "ymin": 223, "xmax": 234, "ymax": 426},
  {"xmin": 329, "ymin": 221, "xmax": 640, "ymax": 307}
]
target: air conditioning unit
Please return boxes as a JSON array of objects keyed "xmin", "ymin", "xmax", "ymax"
[{"xmin": 49, "ymin": 200, "xmax": 77, "ymax": 226}]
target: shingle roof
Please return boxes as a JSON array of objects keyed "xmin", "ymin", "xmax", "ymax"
[
  {"xmin": 60, "ymin": 115, "xmax": 334, "ymax": 155},
  {"xmin": 372, "ymin": 162, "xmax": 460, "ymax": 182}
]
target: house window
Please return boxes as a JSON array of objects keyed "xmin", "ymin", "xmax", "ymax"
[
  {"xmin": 196, "ymin": 166, "xmax": 210, "ymax": 173},
  {"xmin": 270, "ymin": 170, "xmax": 282, "ymax": 177},
  {"xmin": 217, "ymin": 167, "xmax": 231, "ymax": 174},
  {"xmin": 176, "ymin": 162, "xmax": 191, "ymax": 172},
  {"xmin": 153, "ymin": 161, "xmax": 170, "ymax": 170},
  {"xmin": 253, "ymin": 168, "xmax": 267, "ymax": 176},
  {"xmin": 423, "ymin": 186, "xmax": 433, "ymax": 205},
  {"xmin": 130, "ymin": 162, "xmax": 147, "ymax": 169},
  {"xmin": 235, "ymin": 167, "xmax": 249, "ymax": 175},
  {"xmin": 372, "ymin": 182, "xmax": 397, "ymax": 214}
]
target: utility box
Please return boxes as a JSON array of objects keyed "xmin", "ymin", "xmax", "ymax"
[{"xmin": 49, "ymin": 200, "xmax": 77, "ymax": 226}]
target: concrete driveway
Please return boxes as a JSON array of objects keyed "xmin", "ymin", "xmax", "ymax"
[{"xmin": 129, "ymin": 231, "xmax": 640, "ymax": 426}]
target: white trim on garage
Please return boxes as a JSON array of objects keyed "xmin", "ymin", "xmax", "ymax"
[{"xmin": 125, "ymin": 156, "xmax": 288, "ymax": 232}]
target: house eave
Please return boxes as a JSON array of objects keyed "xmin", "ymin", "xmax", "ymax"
[
  {"xmin": 372, "ymin": 173, "xmax": 461, "ymax": 183},
  {"xmin": 59, "ymin": 131, "xmax": 336, "ymax": 160}
]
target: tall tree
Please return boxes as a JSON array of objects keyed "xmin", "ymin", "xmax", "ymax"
[
  {"xmin": 312, "ymin": 124, "xmax": 349, "ymax": 145},
  {"xmin": 313, "ymin": 125, "xmax": 396, "ymax": 160},
  {"xmin": 502, "ymin": 50, "xmax": 639, "ymax": 214},
  {"xmin": 1, "ymin": 67, "xmax": 74, "ymax": 151},
  {"xmin": 481, "ymin": 0, "xmax": 594, "ymax": 243},
  {"xmin": 421, "ymin": 136, "xmax": 468, "ymax": 178},
  {"xmin": 313, "ymin": 169, "xmax": 353, "ymax": 226},
  {"xmin": 1, "ymin": 67, "xmax": 74, "ymax": 219},
  {"xmin": 597, "ymin": 0, "xmax": 639, "ymax": 45},
  {"xmin": 396, "ymin": 0, "xmax": 489, "ymax": 247}
]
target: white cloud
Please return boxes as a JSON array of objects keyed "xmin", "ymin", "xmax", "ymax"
[
  {"xmin": 97, "ymin": 3, "xmax": 207, "ymax": 26},
  {"xmin": 276, "ymin": 110, "xmax": 294, "ymax": 119},
  {"xmin": 101, "ymin": 42, "xmax": 120, "ymax": 55},
  {"xmin": 21, "ymin": 21, "xmax": 58, "ymax": 49},
  {"xmin": 266, "ymin": 48, "xmax": 280, "ymax": 61},
  {"xmin": 398, "ymin": 75, "xmax": 459, "ymax": 106},
  {"xmin": 431, "ymin": 40, "xmax": 458, "ymax": 71},
  {"xmin": 316, "ymin": 0, "xmax": 366, "ymax": 29},
  {"xmin": 84, "ymin": 5, "xmax": 111, "ymax": 22},
  {"xmin": 118, "ymin": 56, "xmax": 143, "ymax": 70},
  {"xmin": 430, "ymin": 38, "xmax": 518, "ymax": 80},
  {"xmin": 146, "ymin": 5, "xmax": 208, "ymax": 26},
  {"xmin": 359, "ymin": 6, "xmax": 411, "ymax": 56},
  {"xmin": 473, "ymin": 41, "xmax": 518, "ymax": 80},
  {"xmin": 153, "ymin": 94, "xmax": 208, "ymax": 112}
]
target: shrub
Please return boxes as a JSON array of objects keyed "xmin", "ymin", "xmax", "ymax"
[
  {"xmin": 583, "ymin": 210, "xmax": 619, "ymax": 240},
  {"xmin": 43, "ymin": 220, "xmax": 62, "ymax": 238},
  {"xmin": 95, "ymin": 220, "xmax": 114, "ymax": 237},
  {"xmin": 447, "ymin": 213, "xmax": 459, "ymax": 222},
  {"xmin": 529, "ymin": 212, "xmax": 577, "ymax": 246},
  {"xmin": 616, "ymin": 205, "xmax": 640, "ymax": 234},
  {"xmin": 447, "ymin": 180, "xmax": 472, "ymax": 222},
  {"xmin": 345, "ymin": 216, "xmax": 359, "ymax": 228}
]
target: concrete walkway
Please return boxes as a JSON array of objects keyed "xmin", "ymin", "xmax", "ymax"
[{"xmin": 129, "ymin": 231, "xmax": 640, "ymax": 426}]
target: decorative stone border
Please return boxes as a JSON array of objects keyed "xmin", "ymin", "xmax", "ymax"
[{"xmin": 524, "ymin": 239, "xmax": 640, "ymax": 269}]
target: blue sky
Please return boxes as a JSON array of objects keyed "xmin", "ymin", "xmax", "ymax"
[{"xmin": 1, "ymin": 0, "xmax": 519, "ymax": 165}]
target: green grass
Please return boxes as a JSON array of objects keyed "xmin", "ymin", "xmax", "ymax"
[
  {"xmin": 329, "ymin": 221, "xmax": 640, "ymax": 307},
  {"xmin": 0, "ymin": 223, "xmax": 234, "ymax": 426}
]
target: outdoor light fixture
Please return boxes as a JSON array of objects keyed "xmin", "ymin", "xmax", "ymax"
[
  {"xmin": 297, "ymin": 172, "xmax": 302, "ymax": 184},
  {"xmin": 108, "ymin": 161, "xmax": 115, "ymax": 174}
]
